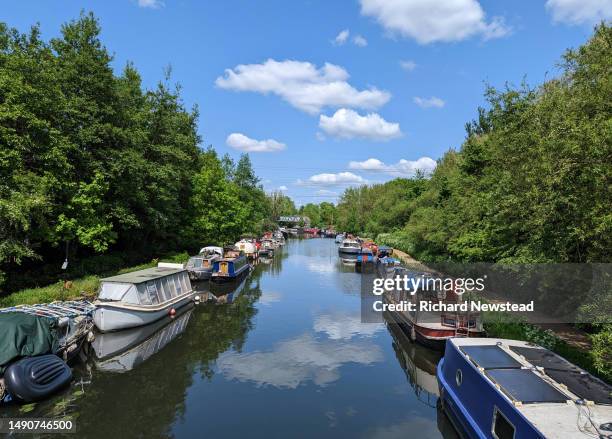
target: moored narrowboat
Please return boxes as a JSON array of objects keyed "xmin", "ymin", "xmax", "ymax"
[
  {"xmin": 258, "ymin": 239, "xmax": 276, "ymax": 257},
  {"xmin": 211, "ymin": 247, "xmax": 250, "ymax": 283},
  {"xmin": 383, "ymin": 268, "xmax": 485, "ymax": 350},
  {"xmin": 186, "ymin": 246, "xmax": 223, "ymax": 280},
  {"xmin": 438, "ymin": 337, "xmax": 612, "ymax": 439},
  {"xmin": 93, "ymin": 263, "xmax": 194, "ymax": 332},
  {"xmin": 235, "ymin": 239, "xmax": 258, "ymax": 259}
]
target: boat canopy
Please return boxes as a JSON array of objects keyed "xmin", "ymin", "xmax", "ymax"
[
  {"xmin": 98, "ymin": 267, "xmax": 191, "ymax": 306},
  {"xmin": 199, "ymin": 246, "xmax": 223, "ymax": 256}
]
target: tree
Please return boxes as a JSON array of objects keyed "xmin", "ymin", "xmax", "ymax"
[{"xmin": 187, "ymin": 149, "xmax": 249, "ymax": 245}]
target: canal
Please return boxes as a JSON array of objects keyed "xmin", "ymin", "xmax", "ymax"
[{"xmin": 5, "ymin": 238, "xmax": 458, "ymax": 438}]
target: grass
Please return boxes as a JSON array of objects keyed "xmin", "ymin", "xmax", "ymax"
[{"xmin": 0, "ymin": 252, "xmax": 189, "ymax": 308}]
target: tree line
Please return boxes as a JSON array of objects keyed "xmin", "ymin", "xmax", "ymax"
[{"xmin": 0, "ymin": 13, "xmax": 276, "ymax": 291}]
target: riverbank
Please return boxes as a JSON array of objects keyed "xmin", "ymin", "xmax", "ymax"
[
  {"xmin": 0, "ymin": 252, "xmax": 189, "ymax": 308},
  {"xmin": 389, "ymin": 246, "xmax": 611, "ymax": 383}
]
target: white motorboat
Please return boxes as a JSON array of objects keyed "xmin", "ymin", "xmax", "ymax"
[
  {"xmin": 93, "ymin": 263, "xmax": 195, "ymax": 332},
  {"xmin": 335, "ymin": 233, "xmax": 345, "ymax": 243}
]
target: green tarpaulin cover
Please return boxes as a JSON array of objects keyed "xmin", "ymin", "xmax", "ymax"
[{"xmin": 0, "ymin": 312, "xmax": 59, "ymax": 374}]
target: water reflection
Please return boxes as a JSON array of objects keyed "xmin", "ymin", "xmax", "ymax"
[
  {"xmin": 385, "ymin": 312, "xmax": 441, "ymax": 408},
  {"xmin": 217, "ymin": 333, "xmax": 383, "ymax": 389},
  {"xmin": 314, "ymin": 311, "xmax": 383, "ymax": 340},
  {"xmin": 92, "ymin": 305, "xmax": 194, "ymax": 372},
  {"xmin": 384, "ymin": 312, "xmax": 460, "ymax": 439}
]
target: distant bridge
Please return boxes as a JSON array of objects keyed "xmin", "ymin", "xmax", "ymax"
[{"xmin": 278, "ymin": 216, "xmax": 310, "ymax": 226}]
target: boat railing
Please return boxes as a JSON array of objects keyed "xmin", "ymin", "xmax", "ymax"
[{"xmin": 0, "ymin": 300, "xmax": 96, "ymax": 319}]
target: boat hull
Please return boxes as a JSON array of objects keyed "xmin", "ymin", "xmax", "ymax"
[
  {"xmin": 93, "ymin": 294, "xmax": 194, "ymax": 332},
  {"xmin": 211, "ymin": 264, "xmax": 250, "ymax": 283},
  {"xmin": 338, "ymin": 247, "xmax": 360, "ymax": 260},
  {"xmin": 384, "ymin": 305, "xmax": 484, "ymax": 351}
]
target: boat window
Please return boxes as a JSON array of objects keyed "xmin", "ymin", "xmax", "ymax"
[
  {"xmin": 98, "ymin": 283, "xmax": 132, "ymax": 301},
  {"xmin": 181, "ymin": 272, "xmax": 190, "ymax": 292},
  {"xmin": 192, "ymin": 258, "xmax": 202, "ymax": 268},
  {"xmin": 160, "ymin": 277, "xmax": 172, "ymax": 302},
  {"xmin": 175, "ymin": 274, "xmax": 184, "ymax": 295},
  {"xmin": 137, "ymin": 284, "xmax": 152, "ymax": 305},
  {"xmin": 491, "ymin": 407, "xmax": 515, "ymax": 439},
  {"xmin": 122, "ymin": 285, "xmax": 140, "ymax": 305},
  {"xmin": 146, "ymin": 281, "xmax": 160, "ymax": 305},
  {"xmin": 167, "ymin": 276, "xmax": 177, "ymax": 297}
]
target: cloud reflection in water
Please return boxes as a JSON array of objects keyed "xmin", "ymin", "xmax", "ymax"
[{"xmin": 216, "ymin": 333, "xmax": 383, "ymax": 389}]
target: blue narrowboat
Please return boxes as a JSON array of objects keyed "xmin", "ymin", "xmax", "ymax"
[
  {"xmin": 211, "ymin": 247, "xmax": 250, "ymax": 283},
  {"xmin": 437, "ymin": 338, "xmax": 612, "ymax": 439},
  {"xmin": 356, "ymin": 247, "xmax": 375, "ymax": 264}
]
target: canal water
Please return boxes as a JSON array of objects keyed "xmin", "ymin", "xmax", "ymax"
[{"xmin": 4, "ymin": 238, "xmax": 458, "ymax": 438}]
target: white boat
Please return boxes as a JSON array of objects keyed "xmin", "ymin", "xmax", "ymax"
[
  {"xmin": 235, "ymin": 239, "xmax": 258, "ymax": 259},
  {"xmin": 92, "ymin": 305, "xmax": 194, "ymax": 372},
  {"xmin": 93, "ymin": 263, "xmax": 195, "ymax": 332},
  {"xmin": 335, "ymin": 233, "xmax": 345, "ymax": 243},
  {"xmin": 338, "ymin": 238, "xmax": 361, "ymax": 260}
]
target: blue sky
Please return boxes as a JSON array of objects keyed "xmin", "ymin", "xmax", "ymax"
[{"xmin": 2, "ymin": 0, "xmax": 609, "ymax": 205}]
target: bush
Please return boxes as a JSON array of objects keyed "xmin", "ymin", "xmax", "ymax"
[
  {"xmin": 591, "ymin": 325, "xmax": 612, "ymax": 379},
  {"xmin": 376, "ymin": 232, "xmax": 415, "ymax": 255}
]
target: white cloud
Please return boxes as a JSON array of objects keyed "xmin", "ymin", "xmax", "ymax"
[
  {"xmin": 353, "ymin": 35, "xmax": 368, "ymax": 47},
  {"xmin": 137, "ymin": 0, "xmax": 164, "ymax": 8},
  {"xmin": 334, "ymin": 29, "xmax": 350, "ymax": 45},
  {"xmin": 349, "ymin": 157, "xmax": 437, "ymax": 176},
  {"xmin": 215, "ymin": 59, "xmax": 390, "ymax": 114},
  {"xmin": 546, "ymin": 0, "xmax": 612, "ymax": 25},
  {"xmin": 278, "ymin": 185, "xmax": 288, "ymax": 191},
  {"xmin": 399, "ymin": 60, "xmax": 417, "ymax": 72},
  {"xmin": 216, "ymin": 334, "xmax": 382, "ymax": 389},
  {"xmin": 413, "ymin": 96, "xmax": 445, "ymax": 108},
  {"xmin": 226, "ymin": 133, "xmax": 286, "ymax": 153},
  {"xmin": 360, "ymin": 0, "xmax": 510, "ymax": 44},
  {"xmin": 319, "ymin": 108, "xmax": 401, "ymax": 141},
  {"xmin": 298, "ymin": 172, "xmax": 366, "ymax": 187}
]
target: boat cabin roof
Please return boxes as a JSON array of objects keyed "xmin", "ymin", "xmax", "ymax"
[
  {"xmin": 101, "ymin": 266, "xmax": 186, "ymax": 285},
  {"xmin": 453, "ymin": 338, "xmax": 612, "ymax": 405},
  {"xmin": 449, "ymin": 337, "xmax": 612, "ymax": 439}
]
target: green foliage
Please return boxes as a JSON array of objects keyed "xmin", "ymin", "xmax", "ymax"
[
  {"xmin": 591, "ymin": 325, "xmax": 612, "ymax": 379},
  {"xmin": 0, "ymin": 13, "xmax": 283, "ymax": 292},
  {"xmin": 334, "ymin": 177, "xmax": 427, "ymax": 235},
  {"xmin": 186, "ymin": 149, "xmax": 249, "ymax": 246},
  {"xmin": 403, "ymin": 24, "xmax": 611, "ymax": 264},
  {"xmin": 268, "ymin": 191, "xmax": 296, "ymax": 221}
]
